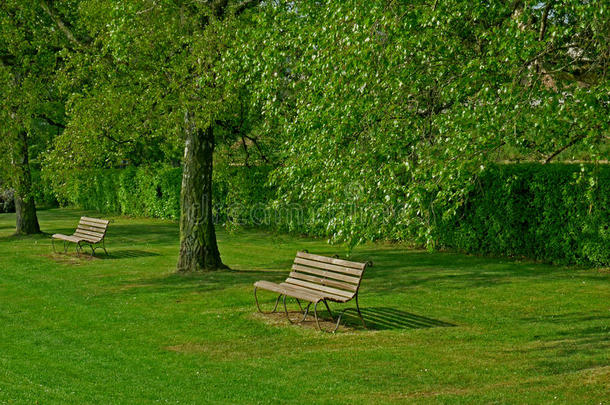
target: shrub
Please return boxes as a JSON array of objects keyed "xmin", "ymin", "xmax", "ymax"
[
  {"xmin": 437, "ymin": 163, "xmax": 609, "ymax": 266},
  {"xmin": 46, "ymin": 164, "xmax": 270, "ymax": 223}
]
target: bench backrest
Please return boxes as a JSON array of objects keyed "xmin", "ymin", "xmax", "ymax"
[
  {"xmin": 285, "ymin": 251, "xmax": 367, "ymax": 300},
  {"xmin": 74, "ymin": 216, "xmax": 109, "ymax": 243}
]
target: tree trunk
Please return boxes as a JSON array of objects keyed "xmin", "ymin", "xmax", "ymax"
[
  {"xmin": 13, "ymin": 131, "xmax": 41, "ymax": 235},
  {"xmin": 177, "ymin": 114, "xmax": 226, "ymax": 272}
]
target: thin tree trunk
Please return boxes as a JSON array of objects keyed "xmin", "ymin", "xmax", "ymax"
[
  {"xmin": 177, "ymin": 113, "xmax": 226, "ymax": 272},
  {"xmin": 13, "ymin": 131, "xmax": 41, "ymax": 235}
]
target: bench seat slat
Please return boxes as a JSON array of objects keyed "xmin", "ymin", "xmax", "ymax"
[
  {"xmin": 294, "ymin": 257, "xmax": 363, "ymax": 276},
  {"xmin": 289, "ymin": 271, "xmax": 358, "ymax": 292},
  {"xmin": 52, "ymin": 233, "xmax": 81, "ymax": 243},
  {"xmin": 79, "ymin": 220, "xmax": 108, "ymax": 229},
  {"xmin": 75, "ymin": 228, "xmax": 105, "ymax": 238},
  {"xmin": 254, "ymin": 281, "xmax": 324, "ymax": 302},
  {"xmin": 284, "ymin": 278, "xmax": 354, "ymax": 299},
  {"xmin": 77, "ymin": 223, "xmax": 107, "ymax": 233},
  {"xmin": 280, "ymin": 283, "xmax": 351, "ymax": 302},
  {"xmin": 73, "ymin": 233, "xmax": 102, "ymax": 243},
  {"xmin": 296, "ymin": 251, "xmax": 365, "ymax": 270},
  {"xmin": 81, "ymin": 216, "xmax": 110, "ymax": 225},
  {"xmin": 291, "ymin": 264, "xmax": 360, "ymax": 284}
]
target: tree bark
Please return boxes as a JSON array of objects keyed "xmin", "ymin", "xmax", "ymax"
[
  {"xmin": 13, "ymin": 131, "xmax": 41, "ymax": 235},
  {"xmin": 177, "ymin": 113, "xmax": 226, "ymax": 271}
]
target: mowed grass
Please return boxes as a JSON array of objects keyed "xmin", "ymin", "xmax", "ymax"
[{"xmin": 0, "ymin": 209, "xmax": 608, "ymax": 404}]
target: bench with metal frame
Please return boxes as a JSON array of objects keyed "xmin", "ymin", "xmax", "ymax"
[
  {"xmin": 254, "ymin": 251, "xmax": 370, "ymax": 332},
  {"xmin": 52, "ymin": 216, "xmax": 110, "ymax": 256}
]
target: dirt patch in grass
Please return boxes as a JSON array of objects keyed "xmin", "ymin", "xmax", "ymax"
[
  {"xmin": 118, "ymin": 283, "xmax": 156, "ymax": 290},
  {"xmin": 252, "ymin": 311, "xmax": 354, "ymax": 332},
  {"xmin": 41, "ymin": 253, "xmax": 97, "ymax": 265},
  {"xmin": 164, "ymin": 343, "xmax": 210, "ymax": 353}
]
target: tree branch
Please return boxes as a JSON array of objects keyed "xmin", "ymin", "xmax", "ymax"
[
  {"xmin": 240, "ymin": 135, "xmax": 251, "ymax": 167},
  {"xmin": 243, "ymin": 134, "xmax": 269, "ymax": 163},
  {"xmin": 544, "ymin": 124, "xmax": 585, "ymax": 164},
  {"xmin": 36, "ymin": 114, "xmax": 66, "ymax": 129},
  {"xmin": 101, "ymin": 131, "xmax": 134, "ymax": 145},
  {"xmin": 233, "ymin": 0, "xmax": 263, "ymax": 17},
  {"xmin": 538, "ymin": 0, "xmax": 554, "ymax": 42},
  {"xmin": 39, "ymin": 0, "xmax": 86, "ymax": 48}
]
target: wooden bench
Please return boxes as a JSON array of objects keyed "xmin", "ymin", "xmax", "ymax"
[
  {"xmin": 52, "ymin": 216, "xmax": 110, "ymax": 256},
  {"xmin": 254, "ymin": 251, "xmax": 370, "ymax": 332}
]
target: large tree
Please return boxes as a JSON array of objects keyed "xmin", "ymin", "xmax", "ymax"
[
  {"xmin": 233, "ymin": 0, "xmax": 609, "ymax": 247},
  {"xmin": 44, "ymin": 0, "xmax": 263, "ymax": 270}
]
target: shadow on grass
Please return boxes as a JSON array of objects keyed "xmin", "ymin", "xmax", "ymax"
[
  {"xmin": 106, "ymin": 224, "xmax": 179, "ymax": 245},
  {"xmin": 332, "ymin": 306, "xmax": 455, "ymax": 331},
  {"xmin": 110, "ymin": 269, "xmax": 286, "ymax": 296},
  {"xmin": 360, "ymin": 307, "xmax": 455, "ymax": 330},
  {"xmin": 103, "ymin": 249, "xmax": 161, "ymax": 260},
  {"xmin": 263, "ymin": 306, "xmax": 455, "ymax": 332},
  {"xmin": 510, "ymin": 323, "xmax": 610, "ymax": 376},
  {"xmin": 352, "ymin": 249, "xmax": 604, "ymax": 292},
  {"xmin": 0, "ymin": 232, "xmax": 50, "ymax": 243}
]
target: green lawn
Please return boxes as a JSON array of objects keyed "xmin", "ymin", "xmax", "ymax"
[{"xmin": 0, "ymin": 209, "xmax": 608, "ymax": 404}]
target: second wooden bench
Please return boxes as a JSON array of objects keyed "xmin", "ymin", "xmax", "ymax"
[{"xmin": 254, "ymin": 251, "xmax": 369, "ymax": 332}]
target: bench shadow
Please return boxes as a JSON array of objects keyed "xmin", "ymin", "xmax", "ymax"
[
  {"xmin": 103, "ymin": 250, "xmax": 161, "ymax": 260},
  {"xmin": 341, "ymin": 307, "xmax": 455, "ymax": 331},
  {"xmin": 271, "ymin": 306, "xmax": 456, "ymax": 332}
]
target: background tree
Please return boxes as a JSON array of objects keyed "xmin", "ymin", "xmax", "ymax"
[
  {"xmin": 45, "ymin": 0, "xmax": 264, "ymax": 271},
  {"xmin": 0, "ymin": 1, "xmax": 69, "ymax": 234}
]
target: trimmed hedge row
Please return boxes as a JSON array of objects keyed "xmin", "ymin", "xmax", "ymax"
[
  {"xmin": 48, "ymin": 164, "xmax": 272, "ymax": 223},
  {"xmin": 49, "ymin": 166, "xmax": 182, "ymax": 220},
  {"xmin": 45, "ymin": 162, "xmax": 608, "ymax": 266},
  {"xmin": 438, "ymin": 164, "xmax": 609, "ymax": 266}
]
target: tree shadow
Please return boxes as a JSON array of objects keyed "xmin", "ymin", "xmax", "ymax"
[
  {"xmin": 510, "ymin": 311, "xmax": 610, "ymax": 376},
  {"xmin": 520, "ymin": 311, "xmax": 610, "ymax": 324},
  {"xmin": 106, "ymin": 223, "xmax": 179, "ymax": 245},
  {"xmin": 108, "ymin": 269, "xmax": 286, "ymax": 296},
  {"xmin": 0, "ymin": 232, "xmax": 49, "ymax": 243},
  {"xmin": 351, "ymin": 249, "xmax": 602, "ymax": 292}
]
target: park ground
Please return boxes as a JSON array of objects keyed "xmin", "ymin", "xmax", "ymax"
[{"xmin": 0, "ymin": 208, "xmax": 608, "ymax": 404}]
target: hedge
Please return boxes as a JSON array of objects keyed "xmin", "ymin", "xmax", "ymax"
[
  {"xmin": 44, "ymin": 162, "xmax": 608, "ymax": 266},
  {"xmin": 437, "ymin": 163, "xmax": 609, "ymax": 266},
  {"xmin": 47, "ymin": 164, "xmax": 272, "ymax": 224}
]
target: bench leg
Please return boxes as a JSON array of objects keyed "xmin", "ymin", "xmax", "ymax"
[
  {"xmin": 355, "ymin": 294, "xmax": 367, "ymax": 329},
  {"xmin": 313, "ymin": 301, "xmax": 325, "ymax": 331},
  {"xmin": 254, "ymin": 287, "xmax": 282, "ymax": 314},
  {"xmin": 317, "ymin": 296, "xmax": 367, "ymax": 333},
  {"xmin": 313, "ymin": 300, "xmax": 339, "ymax": 332},
  {"xmin": 283, "ymin": 295, "xmax": 310, "ymax": 324},
  {"xmin": 102, "ymin": 239, "xmax": 109, "ymax": 255},
  {"xmin": 323, "ymin": 300, "xmax": 335, "ymax": 322}
]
